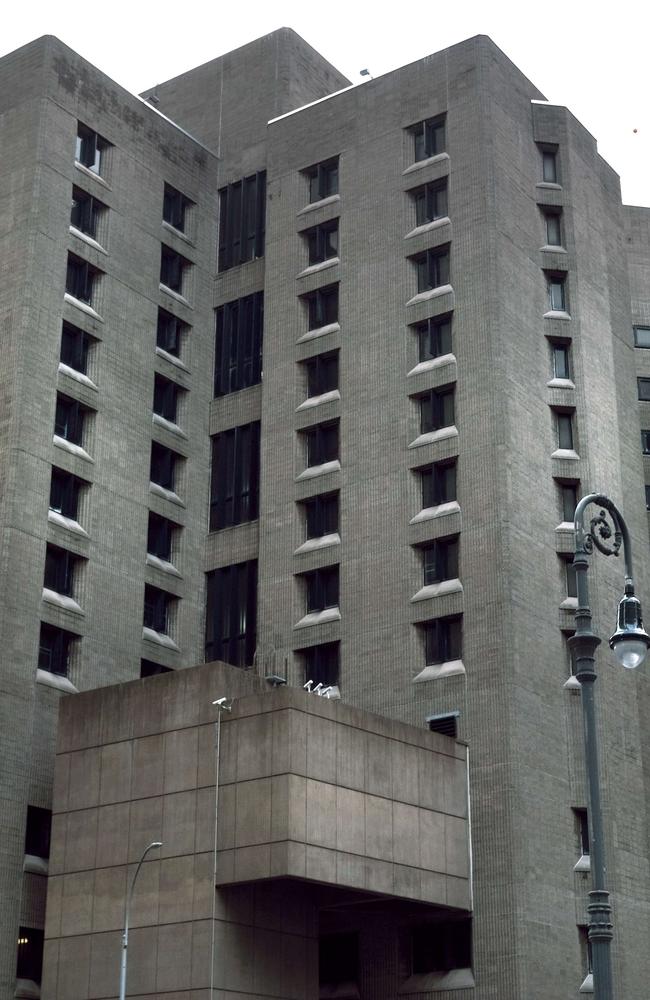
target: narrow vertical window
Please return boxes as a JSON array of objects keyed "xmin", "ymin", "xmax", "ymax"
[
  {"xmin": 210, "ymin": 423, "xmax": 260, "ymax": 530},
  {"xmin": 205, "ymin": 561, "xmax": 258, "ymax": 666},
  {"xmin": 214, "ymin": 293, "xmax": 263, "ymax": 396}
]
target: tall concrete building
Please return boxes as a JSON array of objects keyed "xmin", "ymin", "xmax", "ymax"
[{"xmin": 1, "ymin": 25, "xmax": 650, "ymax": 1000}]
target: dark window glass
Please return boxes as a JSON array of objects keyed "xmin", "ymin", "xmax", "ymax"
[
  {"xmin": 638, "ymin": 378, "xmax": 650, "ymax": 401},
  {"xmin": 305, "ymin": 352, "xmax": 338, "ymax": 397},
  {"xmin": 60, "ymin": 322, "xmax": 91, "ymax": 374},
  {"xmin": 304, "ymin": 566, "xmax": 339, "ymax": 612},
  {"xmin": 163, "ymin": 184, "xmax": 191, "ymax": 231},
  {"xmin": 160, "ymin": 245, "xmax": 189, "ymax": 294},
  {"xmin": 412, "ymin": 919, "xmax": 472, "ymax": 974},
  {"xmin": 24, "ymin": 806, "xmax": 51, "ymax": 860},
  {"xmin": 306, "ymin": 220, "xmax": 339, "ymax": 265},
  {"xmin": 44, "ymin": 544, "xmax": 78, "ymax": 596},
  {"xmin": 38, "ymin": 623, "xmax": 76, "ymax": 677},
  {"xmin": 218, "ymin": 171, "xmax": 266, "ymax": 272},
  {"xmin": 147, "ymin": 512, "xmax": 175, "ymax": 561},
  {"xmin": 548, "ymin": 276, "xmax": 566, "ymax": 312},
  {"xmin": 565, "ymin": 558, "xmax": 577, "ymax": 598},
  {"xmin": 642, "ymin": 430, "xmax": 650, "ymax": 455},
  {"xmin": 75, "ymin": 123, "xmax": 107, "ymax": 174},
  {"xmin": 545, "ymin": 211, "xmax": 562, "ymax": 246},
  {"xmin": 303, "ymin": 493, "xmax": 339, "ymax": 539},
  {"xmin": 305, "ymin": 421, "xmax": 339, "ymax": 466},
  {"xmin": 54, "ymin": 394, "xmax": 86, "ymax": 445},
  {"xmin": 143, "ymin": 585, "xmax": 173, "ymax": 634},
  {"xmin": 49, "ymin": 468, "xmax": 83, "ymax": 520},
  {"xmin": 412, "ymin": 115, "xmax": 446, "ymax": 162},
  {"xmin": 415, "ymin": 246, "xmax": 450, "ymax": 293},
  {"xmin": 552, "ymin": 343, "xmax": 570, "ymax": 379},
  {"xmin": 422, "ymin": 536, "xmax": 459, "ymax": 586},
  {"xmin": 574, "ymin": 808, "xmax": 590, "ymax": 855},
  {"xmin": 205, "ymin": 560, "xmax": 258, "ymax": 667},
  {"xmin": 156, "ymin": 308, "xmax": 186, "ymax": 357},
  {"xmin": 306, "ymin": 158, "xmax": 339, "ymax": 203},
  {"xmin": 560, "ymin": 483, "xmax": 578, "ymax": 522},
  {"xmin": 414, "ymin": 180, "xmax": 448, "ymax": 226},
  {"xmin": 542, "ymin": 149, "xmax": 558, "ymax": 183},
  {"xmin": 557, "ymin": 413, "xmax": 574, "ymax": 450},
  {"xmin": 16, "ymin": 927, "xmax": 44, "ymax": 984},
  {"xmin": 210, "ymin": 422, "xmax": 260, "ymax": 531},
  {"xmin": 415, "ymin": 315, "xmax": 452, "ymax": 362},
  {"xmin": 419, "ymin": 387, "xmax": 455, "ymax": 434},
  {"xmin": 428, "ymin": 712, "xmax": 459, "ymax": 738},
  {"xmin": 301, "ymin": 642, "xmax": 340, "ymax": 688},
  {"xmin": 70, "ymin": 187, "xmax": 104, "ymax": 239},
  {"xmin": 141, "ymin": 659, "xmax": 173, "ymax": 678},
  {"xmin": 66, "ymin": 254, "xmax": 99, "ymax": 304},
  {"xmin": 634, "ymin": 326, "xmax": 650, "ymax": 349},
  {"xmin": 306, "ymin": 284, "xmax": 339, "ymax": 330},
  {"xmin": 153, "ymin": 374, "xmax": 180, "ymax": 423},
  {"xmin": 150, "ymin": 442, "xmax": 178, "ymax": 491},
  {"xmin": 423, "ymin": 616, "xmax": 462, "ymax": 665},
  {"xmin": 421, "ymin": 461, "xmax": 457, "ymax": 507},
  {"xmin": 319, "ymin": 932, "xmax": 358, "ymax": 987},
  {"xmin": 646, "ymin": 485, "xmax": 650, "ymax": 511},
  {"xmin": 214, "ymin": 292, "xmax": 263, "ymax": 396}
]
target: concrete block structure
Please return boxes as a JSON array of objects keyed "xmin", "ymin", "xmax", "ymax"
[{"xmin": 0, "ymin": 23, "xmax": 650, "ymax": 1000}]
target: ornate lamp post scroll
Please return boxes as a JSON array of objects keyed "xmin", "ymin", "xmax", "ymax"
[{"xmin": 568, "ymin": 493, "xmax": 650, "ymax": 1000}]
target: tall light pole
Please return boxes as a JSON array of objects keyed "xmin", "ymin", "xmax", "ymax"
[
  {"xmin": 209, "ymin": 696, "xmax": 233, "ymax": 998},
  {"xmin": 569, "ymin": 493, "xmax": 650, "ymax": 1000},
  {"xmin": 119, "ymin": 840, "xmax": 162, "ymax": 1000}
]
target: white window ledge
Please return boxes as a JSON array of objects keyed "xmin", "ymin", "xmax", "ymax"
[
  {"xmin": 58, "ymin": 362, "xmax": 98, "ymax": 391},
  {"xmin": 159, "ymin": 283, "xmax": 190, "ymax": 307},
  {"xmin": 24, "ymin": 854, "xmax": 49, "ymax": 876},
  {"xmin": 69, "ymin": 226, "xmax": 108, "ymax": 255},
  {"xmin": 297, "ymin": 257, "xmax": 339, "ymax": 279},
  {"xmin": 42, "ymin": 589, "xmax": 84, "ymax": 615},
  {"xmin": 142, "ymin": 627, "xmax": 179, "ymax": 650},
  {"xmin": 408, "ymin": 426, "xmax": 458, "ymax": 450},
  {"xmin": 297, "ymin": 322, "xmax": 340, "ymax": 344},
  {"xmin": 36, "ymin": 669, "xmax": 78, "ymax": 694},
  {"xmin": 555, "ymin": 521, "xmax": 575, "ymax": 533},
  {"xmin": 579, "ymin": 973, "xmax": 594, "ymax": 993},
  {"xmin": 410, "ymin": 501, "xmax": 460, "ymax": 525},
  {"xmin": 146, "ymin": 553, "xmax": 181, "ymax": 577},
  {"xmin": 53, "ymin": 436, "xmax": 94, "ymax": 463},
  {"xmin": 404, "ymin": 217, "xmax": 451, "ymax": 241},
  {"xmin": 296, "ymin": 460, "xmax": 341, "ymax": 481},
  {"xmin": 406, "ymin": 284, "xmax": 453, "ymax": 308},
  {"xmin": 155, "ymin": 346, "xmax": 189, "ymax": 372},
  {"xmin": 551, "ymin": 448, "xmax": 579, "ymax": 461},
  {"xmin": 411, "ymin": 579, "xmax": 462, "ymax": 603},
  {"xmin": 412, "ymin": 659, "xmax": 465, "ymax": 683},
  {"xmin": 296, "ymin": 390, "xmax": 340, "ymax": 411},
  {"xmin": 162, "ymin": 219, "xmax": 194, "ymax": 246},
  {"xmin": 564, "ymin": 675, "xmax": 581, "ymax": 691},
  {"xmin": 149, "ymin": 482, "xmax": 184, "ymax": 506},
  {"xmin": 294, "ymin": 533, "xmax": 341, "ymax": 555},
  {"xmin": 64, "ymin": 292, "xmax": 102, "ymax": 322},
  {"xmin": 152, "ymin": 413, "xmax": 187, "ymax": 438},
  {"xmin": 14, "ymin": 976, "xmax": 41, "ymax": 999},
  {"xmin": 540, "ymin": 243, "xmax": 567, "ymax": 253},
  {"xmin": 535, "ymin": 180, "xmax": 562, "ymax": 190},
  {"xmin": 298, "ymin": 193, "xmax": 340, "ymax": 215},
  {"xmin": 74, "ymin": 160, "xmax": 109, "ymax": 187},
  {"xmin": 547, "ymin": 377, "xmax": 574, "ymax": 389},
  {"xmin": 294, "ymin": 607, "xmax": 341, "ymax": 630},
  {"xmin": 407, "ymin": 354, "xmax": 455, "ymax": 378},
  {"xmin": 560, "ymin": 597, "xmax": 578, "ymax": 611},
  {"xmin": 544, "ymin": 309, "xmax": 571, "ymax": 321},
  {"xmin": 402, "ymin": 151, "xmax": 450, "ymax": 176},
  {"xmin": 573, "ymin": 853, "xmax": 591, "ymax": 872},
  {"xmin": 48, "ymin": 509, "xmax": 88, "ymax": 536},
  {"xmin": 398, "ymin": 967, "xmax": 474, "ymax": 993}
]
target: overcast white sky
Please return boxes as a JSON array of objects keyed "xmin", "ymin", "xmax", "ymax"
[{"xmin": 2, "ymin": 0, "xmax": 648, "ymax": 206}]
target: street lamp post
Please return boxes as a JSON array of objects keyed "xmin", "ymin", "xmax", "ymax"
[
  {"xmin": 569, "ymin": 493, "xmax": 650, "ymax": 1000},
  {"xmin": 119, "ymin": 840, "xmax": 163, "ymax": 1000}
]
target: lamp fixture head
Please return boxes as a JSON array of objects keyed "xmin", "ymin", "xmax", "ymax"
[{"xmin": 609, "ymin": 582, "xmax": 650, "ymax": 669}]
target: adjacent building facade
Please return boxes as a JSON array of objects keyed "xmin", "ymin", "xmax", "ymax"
[{"xmin": 1, "ymin": 25, "xmax": 650, "ymax": 1000}]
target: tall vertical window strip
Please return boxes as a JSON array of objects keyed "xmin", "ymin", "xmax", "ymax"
[
  {"xmin": 218, "ymin": 171, "xmax": 266, "ymax": 272},
  {"xmin": 210, "ymin": 422, "xmax": 261, "ymax": 530},
  {"xmin": 205, "ymin": 560, "xmax": 258, "ymax": 667},
  {"xmin": 214, "ymin": 293, "xmax": 263, "ymax": 396}
]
